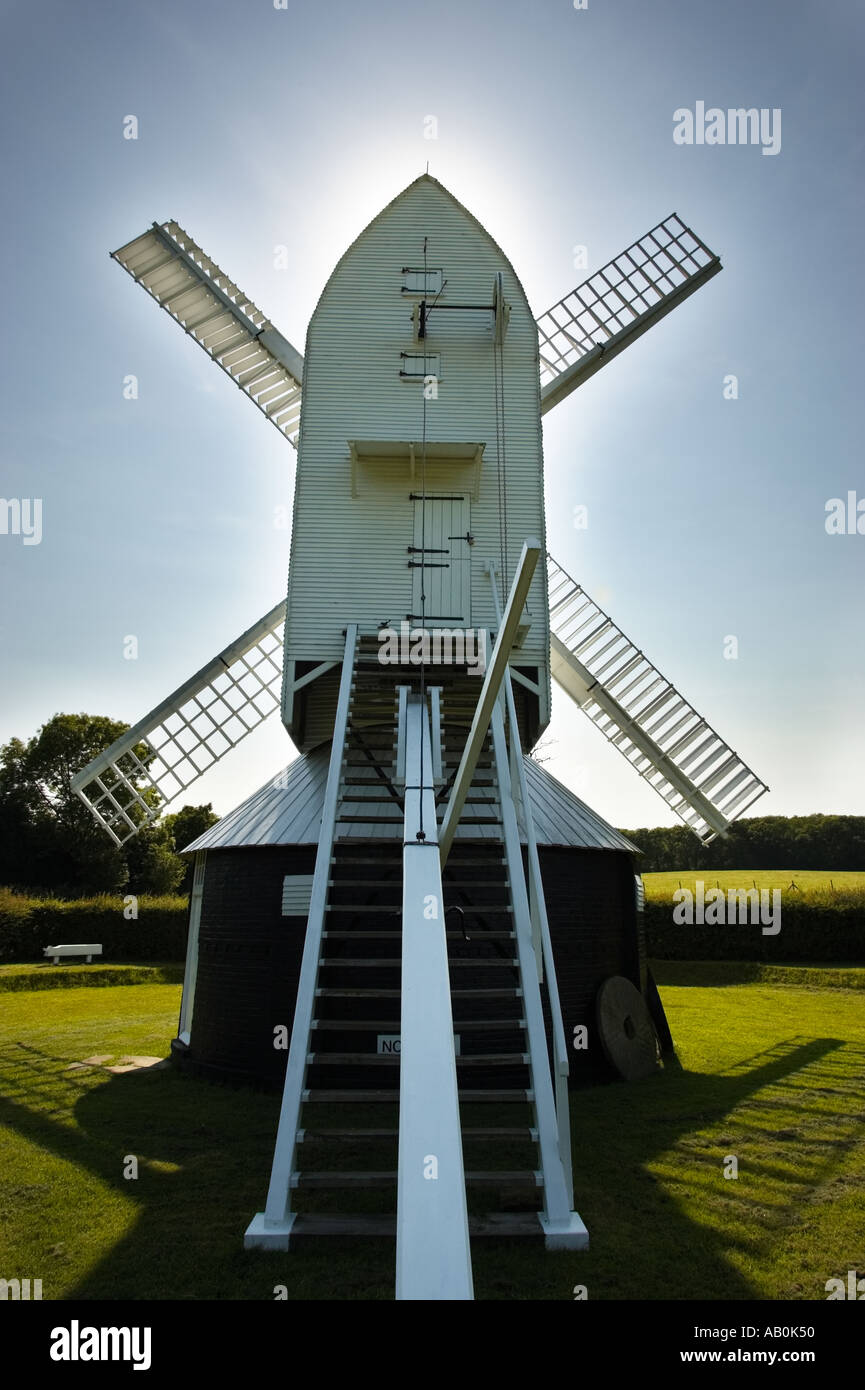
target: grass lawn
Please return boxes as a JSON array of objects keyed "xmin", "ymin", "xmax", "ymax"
[
  {"xmin": 1, "ymin": 970, "xmax": 863, "ymax": 1301},
  {"xmin": 0, "ymin": 962, "xmax": 184, "ymax": 993}
]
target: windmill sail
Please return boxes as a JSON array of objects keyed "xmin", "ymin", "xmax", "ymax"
[
  {"xmin": 537, "ymin": 214, "xmax": 721, "ymax": 413},
  {"xmin": 72, "ymin": 602, "xmax": 286, "ymax": 845},
  {"xmin": 112, "ymin": 222, "xmax": 304, "ymax": 446},
  {"xmin": 547, "ymin": 555, "xmax": 768, "ymax": 843}
]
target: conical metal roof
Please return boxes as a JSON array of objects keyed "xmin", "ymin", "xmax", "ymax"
[{"xmin": 183, "ymin": 748, "xmax": 638, "ymax": 854}]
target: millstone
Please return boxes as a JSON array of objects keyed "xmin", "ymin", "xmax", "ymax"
[{"xmin": 595, "ymin": 976, "xmax": 660, "ymax": 1081}]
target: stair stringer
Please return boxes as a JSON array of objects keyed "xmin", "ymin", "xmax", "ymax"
[
  {"xmin": 245, "ymin": 624, "xmax": 359, "ymax": 1249},
  {"xmin": 489, "ymin": 698, "xmax": 589, "ymax": 1250}
]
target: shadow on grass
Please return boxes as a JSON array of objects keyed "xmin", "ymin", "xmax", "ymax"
[{"xmin": 0, "ymin": 1026, "xmax": 859, "ymax": 1301}]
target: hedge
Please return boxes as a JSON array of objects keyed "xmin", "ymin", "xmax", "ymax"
[
  {"xmin": 0, "ymin": 890, "xmax": 189, "ymax": 963},
  {"xmin": 650, "ymin": 960, "xmax": 865, "ymax": 990},
  {"xmin": 0, "ymin": 962, "xmax": 185, "ymax": 992},
  {"xmin": 3, "ymin": 887, "xmax": 862, "ymax": 969},
  {"xmin": 644, "ymin": 895, "xmax": 865, "ymax": 963}
]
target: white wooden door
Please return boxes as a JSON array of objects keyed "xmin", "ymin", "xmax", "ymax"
[{"xmin": 409, "ymin": 495, "xmax": 472, "ymax": 625}]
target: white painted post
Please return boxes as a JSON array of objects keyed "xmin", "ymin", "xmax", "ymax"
[
  {"xmin": 396, "ymin": 695, "xmax": 473, "ymax": 1300},
  {"xmin": 245, "ymin": 625, "xmax": 358, "ymax": 1250},
  {"xmin": 439, "ymin": 538, "xmax": 541, "ymax": 865},
  {"xmin": 178, "ymin": 850, "xmax": 206, "ymax": 1045}
]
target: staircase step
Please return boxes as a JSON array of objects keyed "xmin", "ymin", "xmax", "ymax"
[
  {"xmin": 328, "ymin": 878, "xmax": 506, "ymax": 888},
  {"xmin": 459, "ymin": 1089, "xmax": 534, "ymax": 1102},
  {"xmin": 330, "ymin": 856, "xmax": 402, "ymax": 866},
  {"xmin": 288, "ymin": 1212, "xmax": 544, "ymax": 1237},
  {"xmin": 291, "ymin": 1171, "xmax": 396, "ymax": 1188},
  {"xmin": 308, "ymin": 1052, "xmax": 401, "ymax": 1065},
  {"xmin": 290, "ymin": 1170, "xmax": 542, "ymax": 1189},
  {"xmin": 447, "ymin": 958, "xmax": 519, "ymax": 968},
  {"xmin": 318, "ymin": 956, "xmax": 518, "ymax": 968},
  {"xmin": 441, "ymin": 854, "xmax": 506, "ymax": 862},
  {"xmin": 326, "ymin": 905, "xmax": 512, "ymax": 916},
  {"xmin": 302, "ymin": 1090, "xmax": 400, "ymax": 1102},
  {"xmin": 307, "ymin": 1052, "xmax": 529, "ymax": 1066},
  {"xmin": 337, "ymin": 793, "xmax": 404, "ymax": 804},
  {"xmin": 450, "ymin": 988, "xmax": 523, "ymax": 998},
  {"xmin": 326, "ymin": 905, "xmax": 404, "ymax": 913},
  {"xmin": 318, "ymin": 958, "xmax": 401, "ymax": 968},
  {"xmin": 316, "ymin": 988, "xmax": 400, "ymax": 998},
  {"xmin": 302, "ymin": 1087, "xmax": 533, "ymax": 1103},
  {"xmin": 321, "ymin": 930, "xmax": 514, "ymax": 940},
  {"xmin": 299, "ymin": 1127, "xmax": 535, "ymax": 1141}
]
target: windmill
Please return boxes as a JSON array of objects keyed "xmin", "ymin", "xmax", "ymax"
[{"xmin": 72, "ymin": 175, "xmax": 768, "ymax": 1299}]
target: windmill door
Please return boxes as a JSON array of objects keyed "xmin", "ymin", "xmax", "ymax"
[{"xmin": 409, "ymin": 494, "xmax": 472, "ymax": 625}]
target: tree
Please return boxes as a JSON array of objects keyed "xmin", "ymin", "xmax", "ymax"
[
  {"xmin": 0, "ymin": 716, "xmax": 225, "ymax": 897},
  {"xmin": 0, "ymin": 714, "xmax": 131, "ymax": 893},
  {"xmin": 161, "ymin": 804, "xmax": 220, "ymax": 890},
  {"xmin": 125, "ymin": 821, "xmax": 185, "ymax": 896}
]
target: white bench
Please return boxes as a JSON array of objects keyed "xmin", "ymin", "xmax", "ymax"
[{"xmin": 44, "ymin": 944, "xmax": 103, "ymax": 964}]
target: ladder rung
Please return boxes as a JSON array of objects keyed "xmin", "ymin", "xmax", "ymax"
[
  {"xmin": 316, "ymin": 988, "xmax": 402, "ymax": 998},
  {"xmin": 308, "ymin": 1053, "xmax": 401, "ymax": 1065},
  {"xmin": 318, "ymin": 958, "xmax": 401, "ymax": 968},
  {"xmin": 302, "ymin": 1090, "xmax": 399, "ymax": 1102},
  {"xmin": 291, "ymin": 1171, "xmax": 396, "ymax": 1188}
]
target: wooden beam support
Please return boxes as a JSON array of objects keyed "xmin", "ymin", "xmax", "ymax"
[{"xmin": 438, "ymin": 538, "xmax": 540, "ymax": 866}]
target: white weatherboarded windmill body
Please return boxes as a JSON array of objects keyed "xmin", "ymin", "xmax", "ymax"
[{"xmin": 73, "ymin": 175, "xmax": 768, "ymax": 1300}]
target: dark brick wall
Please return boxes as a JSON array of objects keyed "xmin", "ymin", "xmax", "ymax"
[
  {"xmin": 182, "ymin": 843, "xmax": 644, "ymax": 1090},
  {"xmin": 536, "ymin": 847, "xmax": 642, "ymax": 1085},
  {"xmin": 186, "ymin": 846, "xmax": 315, "ymax": 1086}
]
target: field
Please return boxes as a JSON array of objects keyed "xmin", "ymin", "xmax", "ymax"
[
  {"xmin": 644, "ymin": 870, "xmax": 865, "ymax": 900},
  {"xmin": 1, "ymin": 966, "xmax": 863, "ymax": 1301}
]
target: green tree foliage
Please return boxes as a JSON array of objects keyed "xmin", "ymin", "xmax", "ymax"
[
  {"xmin": 161, "ymin": 804, "xmax": 220, "ymax": 890},
  {"xmin": 0, "ymin": 714, "xmax": 219, "ymax": 897},
  {"xmin": 0, "ymin": 715, "xmax": 130, "ymax": 893},
  {"xmin": 621, "ymin": 814, "xmax": 865, "ymax": 872}
]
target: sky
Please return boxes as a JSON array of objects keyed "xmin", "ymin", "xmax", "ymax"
[{"xmin": 0, "ymin": 0, "xmax": 863, "ymax": 838}]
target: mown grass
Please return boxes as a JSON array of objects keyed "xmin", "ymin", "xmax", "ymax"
[
  {"xmin": 0, "ymin": 963, "xmax": 184, "ymax": 992},
  {"xmin": 1, "ymin": 972, "xmax": 863, "ymax": 1301}
]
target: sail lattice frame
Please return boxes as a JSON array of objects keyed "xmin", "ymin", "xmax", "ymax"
[
  {"xmin": 112, "ymin": 222, "xmax": 304, "ymax": 446},
  {"xmin": 72, "ymin": 602, "xmax": 286, "ymax": 845},
  {"xmin": 537, "ymin": 214, "xmax": 721, "ymax": 406}
]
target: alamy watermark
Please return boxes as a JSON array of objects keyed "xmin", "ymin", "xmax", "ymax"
[
  {"xmin": 378, "ymin": 622, "xmax": 487, "ymax": 676},
  {"xmin": 50, "ymin": 1321, "xmax": 151, "ymax": 1370},
  {"xmin": 673, "ymin": 881, "xmax": 781, "ymax": 936},
  {"xmin": 0, "ymin": 1277, "xmax": 42, "ymax": 1300},
  {"xmin": 826, "ymin": 1269, "xmax": 864, "ymax": 1299},
  {"xmin": 673, "ymin": 102, "xmax": 781, "ymax": 156},
  {"xmin": 825, "ymin": 491, "xmax": 864, "ymax": 534},
  {"xmin": 1, "ymin": 497, "xmax": 42, "ymax": 545}
]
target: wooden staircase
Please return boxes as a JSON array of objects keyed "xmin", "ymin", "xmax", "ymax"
[
  {"xmin": 247, "ymin": 627, "xmax": 584, "ymax": 1260},
  {"xmin": 283, "ymin": 639, "xmax": 549, "ymax": 1238}
]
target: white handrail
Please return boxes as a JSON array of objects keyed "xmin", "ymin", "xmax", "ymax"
[
  {"xmin": 506, "ymin": 676, "xmax": 574, "ymax": 1210},
  {"xmin": 487, "ymin": 567, "xmax": 574, "ymax": 1210},
  {"xmin": 245, "ymin": 624, "xmax": 358, "ymax": 1247},
  {"xmin": 489, "ymin": 701, "xmax": 585, "ymax": 1244}
]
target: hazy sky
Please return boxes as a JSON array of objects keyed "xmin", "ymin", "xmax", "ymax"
[{"xmin": 1, "ymin": 0, "xmax": 862, "ymax": 836}]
